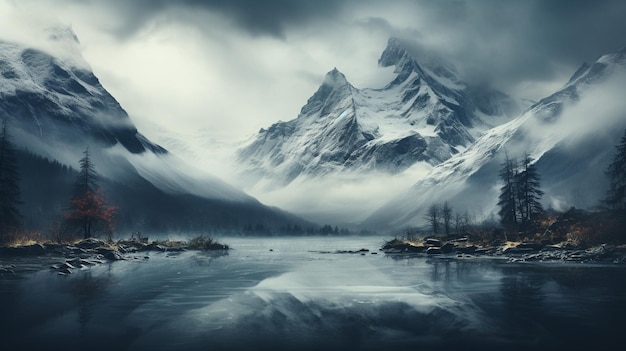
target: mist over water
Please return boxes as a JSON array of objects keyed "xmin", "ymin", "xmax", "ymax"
[{"xmin": 1, "ymin": 236, "xmax": 624, "ymax": 350}]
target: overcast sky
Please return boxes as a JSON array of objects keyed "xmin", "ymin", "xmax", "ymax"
[{"xmin": 2, "ymin": 0, "xmax": 626, "ymax": 143}]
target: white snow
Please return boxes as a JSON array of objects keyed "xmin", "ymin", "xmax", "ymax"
[
  {"xmin": 1, "ymin": 35, "xmax": 259, "ymax": 206},
  {"xmin": 365, "ymin": 51, "xmax": 626, "ymax": 230}
]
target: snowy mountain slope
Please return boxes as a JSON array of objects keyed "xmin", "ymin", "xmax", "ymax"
[
  {"xmin": 0, "ymin": 27, "xmax": 309, "ymax": 231},
  {"xmin": 364, "ymin": 47, "xmax": 626, "ymax": 232},
  {"xmin": 0, "ymin": 32, "xmax": 164, "ymax": 156},
  {"xmin": 235, "ymin": 38, "xmax": 523, "ymax": 188}
]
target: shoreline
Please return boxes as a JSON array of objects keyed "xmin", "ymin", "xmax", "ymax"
[
  {"xmin": 3, "ymin": 235, "xmax": 626, "ymax": 278},
  {"xmin": 381, "ymin": 237, "xmax": 626, "ymax": 264},
  {"xmin": 0, "ymin": 236, "xmax": 229, "ymax": 276}
]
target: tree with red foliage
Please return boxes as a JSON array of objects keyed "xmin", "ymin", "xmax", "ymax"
[{"xmin": 65, "ymin": 148, "xmax": 117, "ymax": 239}]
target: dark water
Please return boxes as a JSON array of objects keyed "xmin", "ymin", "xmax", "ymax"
[{"xmin": 1, "ymin": 236, "xmax": 625, "ymax": 350}]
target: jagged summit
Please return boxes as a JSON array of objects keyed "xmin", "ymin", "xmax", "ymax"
[
  {"xmin": 378, "ymin": 37, "xmax": 411, "ymax": 68},
  {"xmin": 298, "ymin": 67, "xmax": 354, "ymax": 118},
  {"xmin": 365, "ymin": 46, "xmax": 626, "ymax": 231},
  {"xmin": 378, "ymin": 36, "xmax": 462, "ymax": 90},
  {"xmin": 323, "ymin": 67, "xmax": 350, "ymax": 87},
  {"xmin": 236, "ymin": 37, "xmax": 522, "ymax": 189}
]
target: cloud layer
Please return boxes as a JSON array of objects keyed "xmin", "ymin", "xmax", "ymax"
[{"xmin": 3, "ymin": 0, "xmax": 625, "ymax": 140}]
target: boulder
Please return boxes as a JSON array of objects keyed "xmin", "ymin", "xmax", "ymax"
[
  {"xmin": 502, "ymin": 246, "xmax": 535, "ymax": 255},
  {"xmin": 425, "ymin": 238, "xmax": 442, "ymax": 247},
  {"xmin": 97, "ymin": 248, "xmax": 124, "ymax": 261},
  {"xmin": 474, "ymin": 248, "xmax": 493, "ymax": 255},
  {"xmin": 426, "ymin": 247, "xmax": 442, "ymax": 255},
  {"xmin": 516, "ymin": 242, "xmax": 544, "ymax": 251},
  {"xmin": 141, "ymin": 243, "xmax": 167, "ymax": 252},
  {"xmin": 58, "ymin": 267, "xmax": 72, "ymax": 275},
  {"xmin": 76, "ymin": 238, "xmax": 107, "ymax": 249},
  {"xmin": 381, "ymin": 239, "xmax": 425, "ymax": 253},
  {"xmin": 441, "ymin": 242, "xmax": 454, "ymax": 254}
]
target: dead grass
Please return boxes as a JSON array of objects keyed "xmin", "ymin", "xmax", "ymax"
[{"xmin": 2, "ymin": 231, "xmax": 49, "ymax": 247}]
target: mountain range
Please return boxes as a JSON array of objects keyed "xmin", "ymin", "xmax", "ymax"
[
  {"xmin": 5, "ymin": 27, "xmax": 625, "ymax": 234},
  {"xmin": 0, "ymin": 27, "xmax": 309, "ymax": 234},
  {"xmin": 232, "ymin": 38, "xmax": 626, "ymax": 230},
  {"xmin": 236, "ymin": 38, "xmax": 524, "ymax": 188},
  {"xmin": 365, "ymin": 46, "xmax": 626, "ymax": 231}
]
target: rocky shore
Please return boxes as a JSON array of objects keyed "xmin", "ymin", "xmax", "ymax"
[
  {"xmin": 0, "ymin": 236, "xmax": 229, "ymax": 276},
  {"xmin": 381, "ymin": 237, "xmax": 626, "ymax": 264}
]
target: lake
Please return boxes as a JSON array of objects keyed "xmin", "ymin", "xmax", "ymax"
[{"xmin": 1, "ymin": 236, "xmax": 624, "ymax": 350}]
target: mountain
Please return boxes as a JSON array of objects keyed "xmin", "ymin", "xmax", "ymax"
[
  {"xmin": 364, "ymin": 47, "xmax": 626, "ymax": 232},
  {"xmin": 0, "ymin": 27, "xmax": 309, "ymax": 233},
  {"xmin": 235, "ymin": 37, "xmax": 523, "ymax": 188}
]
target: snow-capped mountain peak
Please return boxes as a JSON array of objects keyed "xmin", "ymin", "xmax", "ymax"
[
  {"xmin": 299, "ymin": 67, "xmax": 355, "ymax": 118},
  {"xmin": 322, "ymin": 67, "xmax": 350, "ymax": 88},
  {"xmin": 364, "ymin": 46, "xmax": 626, "ymax": 231},
  {"xmin": 378, "ymin": 37, "xmax": 412, "ymax": 70},
  {"xmin": 235, "ymin": 37, "xmax": 523, "ymax": 198},
  {"xmin": 378, "ymin": 37, "xmax": 464, "ymax": 92},
  {"xmin": 1, "ymin": 27, "xmax": 309, "ymax": 232}
]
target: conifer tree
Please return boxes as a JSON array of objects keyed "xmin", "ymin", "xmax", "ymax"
[
  {"xmin": 605, "ymin": 129, "xmax": 626, "ymax": 210},
  {"xmin": 516, "ymin": 155, "xmax": 544, "ymax": 230},
  {"xmin": 497, "ymin": 155, "xmax": 518, "ymax": 235},
  {"xmin": 65, "ymin": 147, "xmax": 116, "ymax": 239},
  {"xmin": 0, "ymin": 119, "xmax": 22, "ymax": 243}
]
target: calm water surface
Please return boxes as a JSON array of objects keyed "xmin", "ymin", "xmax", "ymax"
[{"xmin": 1, "ymin": 236, "xmax": 625, "ymax": 350}]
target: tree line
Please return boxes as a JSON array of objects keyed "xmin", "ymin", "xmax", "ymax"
[
  {"xmin": 497, "ymin": 154, "xmax": 544, "ymax": 239},
  {"xmin": 419, "ymin": 127, "xmax": 626, "ymax": 240},
  {"xmin": 423, "ymin": 201, "xmax": 472, "ymax": 238},
  {"xmin": 0, "ymin": 119, "xmax": 116, "ymax": 244},
  {"xmin": 496, "ymin": 128, "xmax": 626, "ymax": 239}
]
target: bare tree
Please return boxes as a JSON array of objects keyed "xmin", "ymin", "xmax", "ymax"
[
  {"xmin": 442, "ymin": 201, "xmax": 452, "ymax": 237},
  {"xmin": 425, "ymin": 204, "xmax": 441, "ymax": 234}
]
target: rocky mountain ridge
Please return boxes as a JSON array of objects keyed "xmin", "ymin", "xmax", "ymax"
[{"xmin": 235, "ymin": 37, "xmax": 523, "ymax": 188}]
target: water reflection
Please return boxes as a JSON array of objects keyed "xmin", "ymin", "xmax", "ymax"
[
  {"xmin": 0, "ymin": 238, "xmax": 625, "ymax": 350},
  {"xmin": 61, "ymin": 269, "xmax": 113, "ymax": 334}
]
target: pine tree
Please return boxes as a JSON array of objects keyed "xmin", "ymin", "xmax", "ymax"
[
  {"xmin": 74, "ymin": 147, "xmax": 98, "ymax": 197},
  {"xmin": 516, "ymin": 155, "xmax": 544, "ymax": 230},
  {"xmin": 0, "ymin": 119, "xmax": 22, "ymax": 243},
  {"xmin": 65, "ymin": 147, "xmax": 117, "ymax": 239},
  {"xmin": 604, "ymin": 129, "xmax": 626, "ymax": 211},
  {"xmin": 497, "ymin": 155, "xmax": 518, "ymax": 235}
]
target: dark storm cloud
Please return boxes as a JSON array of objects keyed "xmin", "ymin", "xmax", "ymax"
[
  {"xmin": 73, "ymin": 0, "xmax": 351, "ymax": 39},
  {"xmin": 391, "ymin": 0, "xmax": 626, "ymax": 95},
  {"xmin": 527, "ymin": 0, "xmax": 626, "ymax": 60},
  {"xmin": 67, "ymin": 0, "xmax": 626, "ymax": 65},
  {"xmin": 42, "ymin": 0, "xmax": 626, "ymax": 97}
]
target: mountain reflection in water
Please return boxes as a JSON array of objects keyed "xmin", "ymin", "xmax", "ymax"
[{"xmin": 0, "ymin": 236, "xmax": 624, "ymax": 350}]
